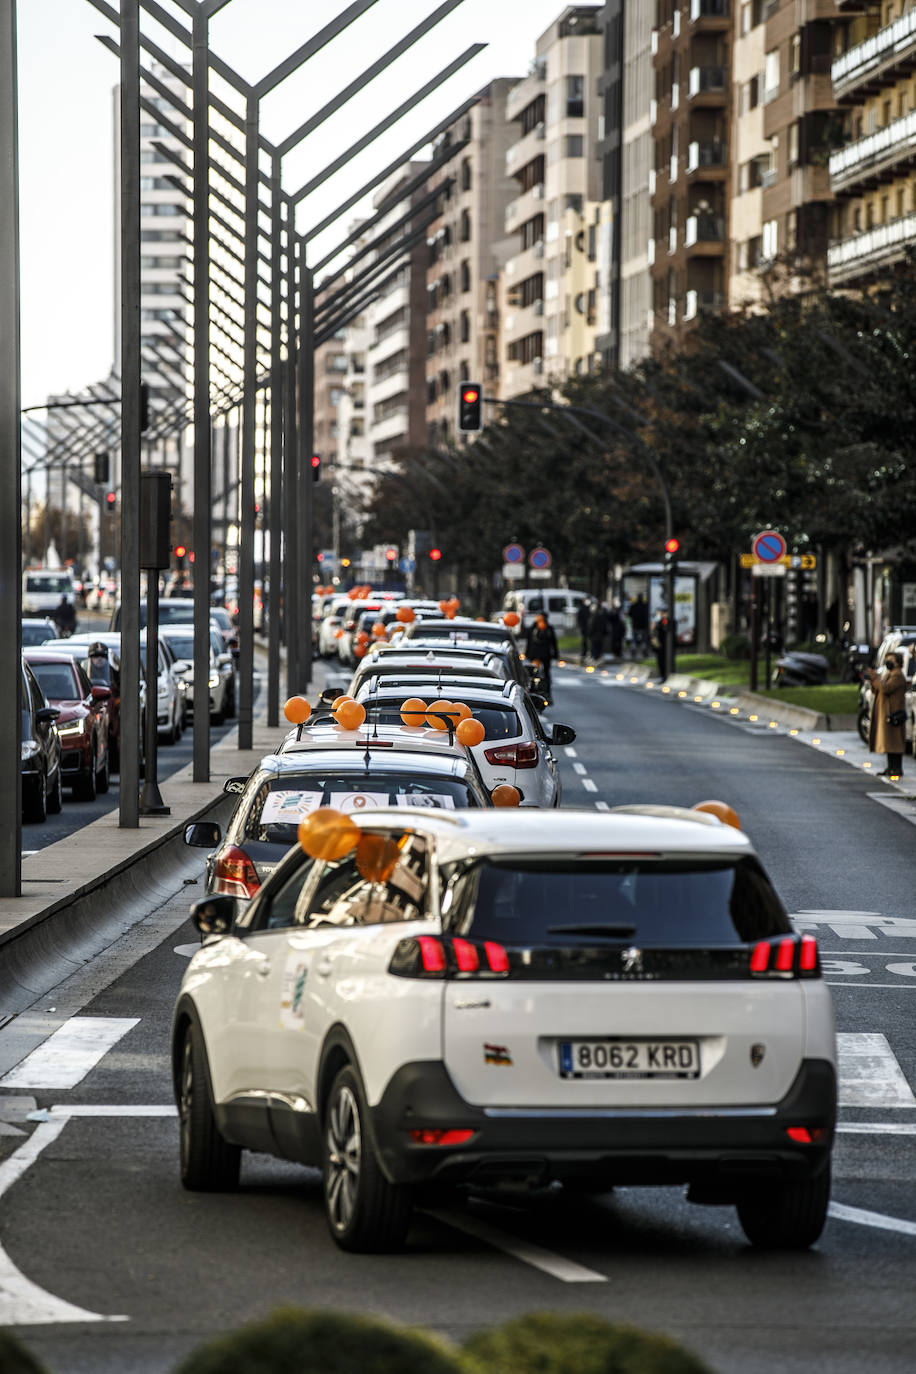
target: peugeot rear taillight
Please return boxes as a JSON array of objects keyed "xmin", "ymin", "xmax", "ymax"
[
  {"xmin": 389, "ymin": 936, "xmax": 511, "ymax": 978},
  {"xmin": 749, "ymin": 934, "xmax": 819, "ymax": 978},
  {"xmin": 483, "ymin": 742, "xmax": 539, "ymax": 768},
  {"xmin": 212, "ymin": 845, "xmax": 260, "ymax": 899}
]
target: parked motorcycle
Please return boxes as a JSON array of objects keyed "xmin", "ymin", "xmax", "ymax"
[{"xmin": 772, "ymin": 651, "xmax": 829, "ymax": 688}]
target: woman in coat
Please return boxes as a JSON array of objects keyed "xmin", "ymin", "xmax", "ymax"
[{"xmin": 865, "ymin": 652, "xmax": 907, "ymax": 778}]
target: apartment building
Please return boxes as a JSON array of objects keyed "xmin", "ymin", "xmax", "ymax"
[
  {"xmin": 651, "ymin": 0, "xmax": 732, "ymax": 343},
  {"xmin": 598, "ymin": 1, "xmax": 655, "ymax": 368},
  {"xmin": 829, "ymin": 0, "xmax": 916, "ymax": 286},
  {"xmin": 313, "ymin": 326, "xmax": 347, "ymax": 488},
  {"xmin": 424, "ymin": 81, "xmax": 517, "ymax": 445},
  {"xmin": 501, "ymin": 6, "xmax": 604, "ymax": 397}
]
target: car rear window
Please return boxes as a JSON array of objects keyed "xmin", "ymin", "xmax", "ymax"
[
  {"xmin": 364, "ymin": 701, "xmax": 521, "ymax": 740},
  {"xmin": 441, "ymin": 857, "xmax": 791, "ymax": 946},
  {"xmin": 242, "ymin": 772, "xmax": 480, "ymax": 842},
  {"xmin": 29, "ymin": 662, "xmax": 79, "ymax": 700}
]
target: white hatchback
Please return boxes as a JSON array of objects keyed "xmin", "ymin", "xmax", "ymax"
[{"xmin": 172, "ymin": 806, "xmax": 836, "ymax": 1254}]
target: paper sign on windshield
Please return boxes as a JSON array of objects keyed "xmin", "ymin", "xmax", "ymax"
[
  {"xmin": 398, "ymin": 793, "xmax": 456, "ymax": 809},
  {"xmin": 329, "ymin": 791, "xmax": 390, "ymax": 812},
  {"xmin": 261, "ymin": 790, "xmax": 323, "ymax": 824}
]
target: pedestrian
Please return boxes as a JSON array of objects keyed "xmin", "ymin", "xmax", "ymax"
[
  {"xmin": 53, "ymin": 594, "xmax": 77, "ymax": 637},
  {"xmin": 865, "ymin": 652, "xmax": 907, "ymax": 778},
  {"xmin": 588, "ymin": 601, "xmax": 607, "ymax": 662},
  {"xmin": 607, "ymin": 602, "xmax": 625, "ymax": 659},
  {"xmin": 629, "ymin": 592, "xmax": 649, "ymax": 657},
  {"xmin": 651, "ymin": 610, "xmax": 668, "ymax": 680},
  {"xmin": 576, "ymin": 598, "xmax": 592, "ymax": 660},
  {"xmin": 525, "ymin": 612, "xmax": 559, "ymax": 696}
]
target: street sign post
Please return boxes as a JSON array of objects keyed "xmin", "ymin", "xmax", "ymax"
[
  {"xmin": 503, "ymin": 563, "xmax": 525, "ymax": 581},
  {"xmin": 752, "ymin": 529, "xmax": 787, "ymax": 564}
]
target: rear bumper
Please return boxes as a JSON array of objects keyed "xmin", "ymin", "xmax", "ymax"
[{"xmin": 370, "ymin": 1058, "xmax": 836, "ymax": 1190}]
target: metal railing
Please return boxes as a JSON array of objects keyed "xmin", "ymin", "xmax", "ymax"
[
  {"xmin": 830, "ymin": 109, "xmax": 916, "ymax": 188},
  {"xmin": 833, "ymin": 8, "xmax": 916, "ymax": 93},
  {"xmin": 828, "ymin": 211, "xmax": 916, "ymax": 273}
]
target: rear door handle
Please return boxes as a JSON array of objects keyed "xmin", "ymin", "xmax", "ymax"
[
  {"xmin": 256, "ymin": 961, "xmax": 272, "ymax": 978},
  {"xmin": 316, "ymin": 960, "xmax": 332, "ymax": 978}
]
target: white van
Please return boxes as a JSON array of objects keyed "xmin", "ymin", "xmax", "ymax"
[
  {"xmin": 22, "ymin": 568, "xmax": 76, "ymax": 616},
  {"xmin": 502, "ymin": 587, "xmax": 589, "ymax": 637}
]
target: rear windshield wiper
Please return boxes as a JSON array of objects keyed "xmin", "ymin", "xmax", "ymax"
[{"xmin": 546, "ymin": 924, "xmax": 637, "ymax": 939}]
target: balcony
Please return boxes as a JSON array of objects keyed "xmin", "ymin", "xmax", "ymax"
[
  {"xmin": 828, "ymin": 211, "xmax": 916, "ymax": 284},
  {"xmin": 832, "ymin": 9, "xmax": 916, "ymax": 103},
  {"xmin": 688, "ymin": 66, "xmax": 726, "ymax": 100},
  {"xmin": 830, "ymin": 110, "xmax": 916, "ymax": 194},
  {"xmin": 685, "ymin": 213, "xmax": 725, "ymax": 247},
  {"xmin": 689, "ymin": 0, "xmax": 729, "ymax": 22},
  {"xmin": 687, "ymin": 139, "xmax": 726, "ymax": 174},
  {"xmin": 683, "ymin": 288, "xmax": 724, "ymax": 320}
]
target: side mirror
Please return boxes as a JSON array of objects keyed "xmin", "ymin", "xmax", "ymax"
[
  {"xmin": 223, "ymin": 776, "xmax": 248, "ymax": 795},
  {"xmin": 529, "ymin": 692, "xmax": 549, "ymax": 713},
  {"xmin": 36, "ymin": 706, "xmax": 60, "ymax": 725},
  {"xmin": 90, "ymin": 684, "xmax": 112, "ymax": 702},
  {"xmin": 551, "ymin": 723, "xmax": 576, "ymax": 746},
  {"xmin": 172, "ymin": 659, "xmax": 192, "ymax": 675},
  {"xmin": 185, "ymin": 821, "xmax": 222, "ymax": 847},
  {"xmin": 189, "ymin": 893, "xmax": 237, "ymax": 937},
  {"xmin": 318, "ymin": 686, "xmax": 341, "ymax": 705}
]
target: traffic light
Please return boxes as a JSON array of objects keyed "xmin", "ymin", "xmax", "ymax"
[
  {"xmin": 174, "ymin": 544, "xmax": 187, "ymax": 567},
  {"xmin": 429, "ymin": 547, "xmax": 442, "ymax": 562},
  {"xmin": 312, "ymin": 453, "xmax": 320, "ymax": 482},
  {"xmin": 457, "ymin": 382, "xmax": 483, "ymax": 433},
  {"xmin": 664, "ymin": 536, "xmax": 680, "ymax": 568},
  {"xmin": 105, "ymin": 491, "xmax": 116, "ymax": 514},
  {"xmin": 139, "ymin": 380, "xmax": 150, "ymax": 433},
  {"xmin": 94, "ymin": 452, "xmax": 109, "ymax": 486}
]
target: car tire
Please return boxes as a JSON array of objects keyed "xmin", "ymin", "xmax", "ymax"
[
  {"xmin": 75, "ymin": 744, "xmax": 97, "ymax": 802},
  {"xmin": 322, "ymin": 1065, "xmax": 412, "ymax": 1253},
  {"xmin": 96, "ymin": 750, "xmax": 110, "ymax": 795},
  {"xmin": 735, "ymin": 1163, "xmax": 830, "ymax": 1250},
  {"xmin": 23, "ymin": 768, "xmax": 47, "ymax": 824},
  {"xmin": 47, "ymin": 764, "xmax": 63, "ymax": 815},
  {"xmin": 178, "ymin": 1025, "xmax": 240, "ymax": 1192},
  {"xmin": 857, "ymin": 708, "xmax": 870, "ymax": 747}
]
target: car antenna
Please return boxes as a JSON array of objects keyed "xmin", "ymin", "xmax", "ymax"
[{"xmin": 371, "ymin": 678, "xmax": 380, "ymax": 738}]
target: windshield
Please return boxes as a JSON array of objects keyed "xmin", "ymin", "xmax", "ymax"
[
  {"xmin": 164, "ymin": 636, "xmax": 195, "ymax": 660},
  {"xmin": 21, "ymin": 622, "xmax": 54, "ymax": 646},
  {"xmin": 26, "ymin": 574, "xmax": 72, "ymax": 594},
  {"xmin": 29, "ymin": 662, "xmax": 79, "ymax": 701},
  {"xmin": 442, "ymin": 858, "xmax": 790, "ymax": 945},
  {"xmin": 241, "ymin": 772, "xmax": 479, "ymax": 843}
]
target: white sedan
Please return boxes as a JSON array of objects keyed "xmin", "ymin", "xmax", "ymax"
[{"xmin": 172, "ymin": 806, "xmax": 836, "ymax": 1254}]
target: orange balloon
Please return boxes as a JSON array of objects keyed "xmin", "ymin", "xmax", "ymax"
[
  {"xmin": 347, "ymin": 588, "xmax": 360, "ymax": 600},
  {"xmin": 400, "ymin": 697, "xmax": 428, "ymax": 726},
  {"xmin": 502, "ymin": 611, "xmax": 520, "ymax": 628},
  {"xmin": 334, "ymin": 628, "xmax": 344, "ymax": 638},
  {"xmin": 438, "ymin": 600, "xmax": 449, "ymax": 615},
  {"xmin": 492, "ymin": 784, "xmax": 521, "ymax": 807},
  {"xmin": 396, "ymin": 605, "xmax": 416, "ymax": 623},
  {"xmin": 448, "ymin": 596, "xmax": 460, "ymax": 611},
  {"xmin": 451, "ymin": 701, "xmax": 472, "ymax": 722},
  {"xmin": 298, "ymin": 807, "xmax": 360, "ymax": 860},
  {"xmin": 456, "ymin": 717, "xmax": 485, "ymax": 747},
  {"xmin": 355, "ymin": 833, "xmax": 401, "ymax": 884},
  {"xmin": 353, "ymin": 644, "xmax": 368, "ymax": 659},
  {"xmin": 426, "ymin": 699, "xmax": 455, "ymax": 731},
  {"xmin": 372, "ymin": 621, "xmax": 387, "ymax": 638},
  {"xmin": 693, "ymin": 800, "xmax": 741, "ymax": 830},
  {"xmin": 336, "ymin": 700, "xmax": 367, "ymax": 731},
  {"xmin": 283, "ymin": 695, "xmax": 312, "ymax": 725},
  {"xmin": 332, "ymin": 694, "xmax": 355, "ymax": 712},
  {"xmin": 356, "ymin": 631, "xmax": 370, "ymax": 646}
]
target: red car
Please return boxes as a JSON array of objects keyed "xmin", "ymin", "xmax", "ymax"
[{"xmin": 23, "ymin": 649, "xmax": 112, "ymax": 801}]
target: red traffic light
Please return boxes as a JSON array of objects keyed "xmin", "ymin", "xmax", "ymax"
[
  {"xmin": 105, "ymin": 491, "xmax": 116, "ymax": 509},
  {"xmin": 311, "ymin": 454, "xmax": 320, "ymax": 469},
  {"xmin": 457, "ymin": 381, "xmax": 483, "ymax": 433},
  {"xmin": 174, "ymin": 544, "xmax": 186, "ymax": 558},
  {"xmin": 462, "ymin": 387, "xmax": 479, "ymax": 404},
  {"xmin": 429, "ymin": 548, "xmax": 442, "ymax": 562},
  {"xmin": 385, "ymin": 547, "xmax": 398, "ymax": 561},
  {"xmin": 664, "ymin": 537, "xmax": 680, "ymax": 555}
]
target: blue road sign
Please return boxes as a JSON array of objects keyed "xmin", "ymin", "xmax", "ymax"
[
  {"xmin": 529, "ymin": 545, "xmax": 552, "ymax": 570},
  {"xmin": 752, "ymin": 530, "xmax": 787, "ymax": 564},
  {"xmin": 503, "ymin": 542, "xmax": 525, "ymax": 564},
  {"xmin": 399, "ymin": 556, "xmax": 416, "ymax": 574}
]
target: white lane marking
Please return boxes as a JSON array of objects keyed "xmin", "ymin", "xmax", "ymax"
[
  {"xmin": 595, "ymin": 801, "xmax": 610, "ymax": 812},
  {"xmin": 793, "ymin": 911, "xmax": 916, "ymax": 941},
  {"xmin": 837, "ymin": 1123, "xmax": 916, "ymax": 1135},
  {"xmin": 838, "ymin": 1032, "xmax": 916, "ymax": 1108},
  {"xmin": 829, "ymin": 1202, "xmax": 916, "ymax": 1238},
  {"xmin": 426, "ymin": 1207, "xmax": 606, "ymax": 1283},
  {"xmin": 582, "ymin": 779, "xmax": 598, "ymax": 793},
  {"xmin": 0, "ymin": 1018, "xmax": 139, "ymax": 1090},
  {"xmin": 564, "ymin": 748, "xmax": 577, "ymax": 758},
  {"xmin": 0, "ymin": 1119, "xmax": 127, "ymax": 1324},
  {"xmin": 552, "ymin": 677, "xmax": 583, "ymax": 688},
  {"xmin": 572, "ymin": 762, "xmax": 587, "ymax": 776},
  {"xmin": 174, "ymin": 943, "xmax": 200, "ymax": 959},
  {"xmin": 47, "ymin": 1105, "xmax": 177, "ymax": 1118}
]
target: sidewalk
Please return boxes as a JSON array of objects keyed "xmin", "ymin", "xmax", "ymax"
[{"xmin": 0, "ymin": 647, "xmax": 327, "ymax": 1018}]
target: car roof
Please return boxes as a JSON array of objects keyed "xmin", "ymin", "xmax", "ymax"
[
  {"xmin": 279, "ymin": 721, "xmax": 474, "ymax": 759},
  {"xmin": 357, "ymin": 679, "xmax": 522, "ymax": 703},
  {"xmin": 334, "ymin": 806, "xmax": 755, "ymax": 862},
  {"xmin": 22, "ymin": 648, "xmax": 83, "ymax": 667}
]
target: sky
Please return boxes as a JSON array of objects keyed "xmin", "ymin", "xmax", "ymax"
[{"xmin": 16, "ymin": 0, "xmax": 598, "ymax": 409}]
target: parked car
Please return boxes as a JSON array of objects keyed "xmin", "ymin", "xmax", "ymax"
[
  {"xmin": 43, "ymin": 638, "xmax": 124, "ymax": 773},
  {"xmin": 22, "ymin": 567, "xmax": 76, "ymax": 617},
  {"xmin": 502, "ymin": 587, "xmax": 589, "ymax": 636},
  {"xmin": 157, "ymin": 624, "xmax": 236, "ymax": 724},
  {"xmin": 348, "ymin": 646, "xmax": 515, "ymax": 699},
  {"xmin": 20, "ymin": 659, "xmax": 62, "ymax": 823},
  {"xmin": 403, "ymin": 617, "xmax": 520, "ymax": 649},
  {"xmin": 82, "ymin": 630, "xmax": 183, "ymax": 746},
  {"xmin": 23, "ymin": 649, "xmax": 111, "ymax": 800},
  {"xmin": 353, "ymin": 679, "xmax": 573, "ymax": 807},
  {"xmin": 185, "ymin": 724, "xmax": 494, "ymax": 898},
  {"xmin": 172, "ymin": 804, "xmax": 836, "ymax": 1253},
  {"xmin": 21, "ymin": 617, "xmax": 59, "ymax": 647}
]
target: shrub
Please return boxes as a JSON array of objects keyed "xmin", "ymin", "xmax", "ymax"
[
  {"xmin": 461, "ymin": 1312, "xmax": 714, "ymax": 1374},
  {"xmin": 172, "ymin": 1308, "xmax": 464, "ymax": 1374},
  {"xmin": 719, "ymin": 633, "xmax": 749, "ymax": 660},
  {"xmin": 0, "ymin": 1331, "xmax": 49, "ymax": 1374}
]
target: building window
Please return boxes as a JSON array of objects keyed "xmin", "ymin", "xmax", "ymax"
[
  {"xmin": 764, "ymin": 49, "xmax": 779, "ymax": 102},
  {"xmin": 790, "ymin": 34, "xmax": 801, "ymax": 79},
  {"xmin": 762, "ymin": 219, "xmax": 778, "ymax": 260},
  {"xmin": 566, "ymin": 75, "xmax": 584, "ymax": 118},
  {"xmin": 461, "ymin": 158, "xmax": 472, "ymax": 192},
  {"xmin": 460, "ymin": 208, "xmax": 472, "ymax": 242},
  {"xmin": 460, "ymin": 259, "xmax": 471, "ymax": 293},
  {"xmin": 564, "ymin": 134, "xmax": 584, "ymax": 158},
  {"xmin": 460, "ymin": 310, "xmax": 470, "ymax": 343}
]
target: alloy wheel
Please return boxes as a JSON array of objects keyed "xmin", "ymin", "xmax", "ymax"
[{"xmin": 325, "ymin": 1084, "xmax": 361, "ymax": 1233}]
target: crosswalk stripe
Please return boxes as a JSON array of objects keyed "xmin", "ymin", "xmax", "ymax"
[
  {"xmin": 0, "ymin": 1018, "xmax": 139, "ymax": 1091},
  {"xmin": 837, "ymin": 1032, "xmax": 916, "ymax": 1108}
]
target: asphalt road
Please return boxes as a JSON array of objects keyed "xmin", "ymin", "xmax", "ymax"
[{"xmin": 2, "ymin": 666, "xmax": 915, "ymax": 1374}]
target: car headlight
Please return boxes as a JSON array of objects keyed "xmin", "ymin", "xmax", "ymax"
[
  {"xmin": 58, "ymin": 719, "xmax": 87, "ymax": 738},
  {"xmin": 208, "ymin": 672, "xmax": 220, "ymax": 689},
  {"xmin": 21, "ymin": 741, "xmax": 40, "ymax": 761}
]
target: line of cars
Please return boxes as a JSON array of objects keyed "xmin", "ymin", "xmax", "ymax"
[
  {"xmin": 18, "ymin": 599, "xmax": 239, "ymax": 824},
  {"xmin": 175, "ymin": 594, "xmax": 837, "ymax": 1259}
]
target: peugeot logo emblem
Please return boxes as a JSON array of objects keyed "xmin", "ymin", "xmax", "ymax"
[
  {"xmin": 620, "ymin": 947, "xmax": 643, "ymax": 976},
  {"xmin": 750, "ymin": 1043, "xmax": 766, "ymax": 1068}
]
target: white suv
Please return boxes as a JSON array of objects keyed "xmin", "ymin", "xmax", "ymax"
[{"xmin": 172, "ymin": 807, "xmax": 836, "ymax": 1254}]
